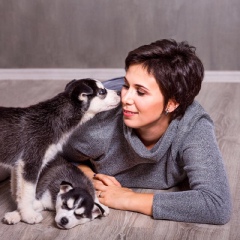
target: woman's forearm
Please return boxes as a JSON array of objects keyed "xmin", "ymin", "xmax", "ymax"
[
  {"xmin": 127, "ymin": 192, "xmax": 154, "ymax": 216},
  {"xmin": 78, "ymin": 164, "xmax": 95, "ymax": 179}
]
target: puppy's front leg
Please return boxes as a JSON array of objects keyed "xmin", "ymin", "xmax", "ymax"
[
  {"xmin": 15, "ymin": 160, "xmax": 43, "ymax": 224},
  {"xmin": 18, "ymin": 182, "xmax": 43, "ymax": 224},
  {"xmin": 3, "ymin": 167, "xmax": 22, "ymax": 225}
]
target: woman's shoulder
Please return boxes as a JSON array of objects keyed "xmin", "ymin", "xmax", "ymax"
[
  {"xmin": 65, "ymin": 107, "xmax": 122, "ymax": 159},
  {"xmin": 103, "ymin": 77, "xmax": 124, "ymax": 91},
  {"xmin": 171, "ymin": 101, "xmax": 215, "ymax": 153},
  {"xmin": 177, "ymin": 101, "xmax": 213, "ymax": 131}
]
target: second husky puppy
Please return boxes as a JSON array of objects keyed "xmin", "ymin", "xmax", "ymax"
[{"xmin": 8, "ymin": 155, "xmax": 109, "ymax": 229}]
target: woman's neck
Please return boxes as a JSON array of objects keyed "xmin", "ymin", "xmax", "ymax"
[{"xmin": 135, "ymin": 116, "xmax": 170, "ymax": 150}]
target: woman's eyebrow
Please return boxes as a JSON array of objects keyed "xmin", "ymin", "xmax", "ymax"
[
  {"xmin": 124, "ymin": 77, "xmax": 149, "ymax": 90},
  {"xmin": 135, "ymin": 84, "xmax": 149, "ymax": 90}
]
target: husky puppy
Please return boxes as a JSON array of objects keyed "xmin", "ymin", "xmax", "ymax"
[
  {"xmin": 0, "ymin": 79, "xmax": 120, "ymax": 225},
  {"xmin": 35, "ymin": 156, "xmax": 108, "ymax": 229}
]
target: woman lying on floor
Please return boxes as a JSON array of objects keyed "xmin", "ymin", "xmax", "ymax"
[{"xmin": 64, "ymin": 39, "xmax": 232, "ymax": 224}]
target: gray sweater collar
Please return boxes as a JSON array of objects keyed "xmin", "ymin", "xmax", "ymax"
[{"xmin": 123, "ymin": 101, "xmax": 210, "ymax": 162}]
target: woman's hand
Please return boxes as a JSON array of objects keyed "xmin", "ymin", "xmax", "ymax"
[
  {"xmin": 94, "ymin": 173, "xmax": 133, "ymax": 210},
  {"xmin": 78, "ymin": 165, "xmax": 153, "ymax": 216},
  {"xmin": 93, "ymin": 173, "xmax": 122, "ymax": 188},
  {"xmin": 94, "ymin": 174, "xmax": 153, "ymax": 216},
  {"xmin": 78, "ymin": 165, "xmax": 121, "ymax": 187}
]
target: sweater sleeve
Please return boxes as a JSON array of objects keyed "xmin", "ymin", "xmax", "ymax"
[{"xmin": 152, "ymin": 118, "xmax": 232, "ymax": 224}]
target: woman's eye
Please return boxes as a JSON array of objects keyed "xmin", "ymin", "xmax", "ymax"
[
  {"xmin": 122, "ymin": 84, "xmax": 129, "ymax": 89},
  {"xmin": 122, "ymin": 84, "xmax": 145, "ymax": 96},
  {"xmin": 137, "ymin": 89, "xmax": 145, "ymax": 96}
]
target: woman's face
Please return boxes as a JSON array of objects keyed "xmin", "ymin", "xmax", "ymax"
[{"xmin": 121, "ymin": 64, "xmax": 166, "ymax": 130}]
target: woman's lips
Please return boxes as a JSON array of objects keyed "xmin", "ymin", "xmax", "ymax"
[{"xmin": 123, "ymin": 109, "xmax": 138, "ymax": 117}]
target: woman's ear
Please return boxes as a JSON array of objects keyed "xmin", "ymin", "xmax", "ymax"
[{"xmin": 165, "ymin": 99, "xmax": 179, "ymax": 113}]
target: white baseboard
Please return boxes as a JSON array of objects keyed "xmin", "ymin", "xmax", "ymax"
[
  {"xmin": 0, "ymin": 69, "xmax": 125, "ymax": 81},
  {"xmin": 0, "ymin": 69, "xmax": 240, "ymax": 82},
  {"xmin": 203, "ymin": 71, "xmax": 240, "ymax": 82}
]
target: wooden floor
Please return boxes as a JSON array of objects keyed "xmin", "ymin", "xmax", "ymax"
[{"xmin": 0, "ymin": 80, "xmax": 240, "ymax": 240}]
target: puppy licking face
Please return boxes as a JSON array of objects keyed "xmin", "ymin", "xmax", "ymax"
[{"xmin": 65, "ymin": 79, "xmax": 120, "ymax": 124}]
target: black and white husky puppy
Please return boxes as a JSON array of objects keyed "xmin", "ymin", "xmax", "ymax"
[
  {"xmin": 34, "ymin": 156, "xmax": 109, "ymax": 229},
  {"xmin": 0, "ymin": 79, "xmax": 120, "ymax": 225}
]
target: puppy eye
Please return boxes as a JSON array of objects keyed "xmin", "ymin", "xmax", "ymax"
[
  {"xmin": 98, "ymin": 88, "xmax": 107, "ymax": 95},
  {"xmin": 62, "ymin": 202, "xmax": 71, "ymax": 210},
  {"xmin": 74, "ymin": 213, "xmax": 86, "ymax": 219}
]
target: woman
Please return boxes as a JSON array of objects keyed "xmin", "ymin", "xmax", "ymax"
[{"xmin": 65, "ymin": 39, "xmax": 231, "ymax": 224}]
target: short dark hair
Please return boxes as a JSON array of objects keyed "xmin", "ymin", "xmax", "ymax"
[{"xmin": 125, "ymin": 39, "xmax": 204, "ymax": 119}]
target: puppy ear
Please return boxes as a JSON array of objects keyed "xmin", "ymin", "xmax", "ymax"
[
  {"xmin": 78, "ymin": 85, "xmax": 94, "ymax": 101},
  {"xmin": 66, "ymin": 80, "xmax": 94, "ymax": 102},
  {"xmin": 59, "ymin": 181, "xmax": 73, "ymax": 194},
  {"xmin": 65, "ymin": 79, "xmax": 77, "ymax": 92},
  {"xmin": 91, "ymin": 203, "xmax": 105, "ymax": 219}
]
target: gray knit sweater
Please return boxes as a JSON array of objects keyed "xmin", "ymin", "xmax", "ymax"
[{"xmin": 65, "ymin": 101, "xmax": 231, "ymax": 224}]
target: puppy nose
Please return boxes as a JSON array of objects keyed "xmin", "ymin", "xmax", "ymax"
[
  {"xmin": 117, "ymin": 91, "xmax": 121, "ymax": 96},
  {"xmin": 60, "ymin": 217, "xmax": 69, "ymax": 225}
]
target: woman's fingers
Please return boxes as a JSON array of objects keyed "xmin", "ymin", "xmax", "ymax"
[
  {"xmin": 93, "ymin": 174, "xmax": 121, "ymax": 187},
  {"xmin": 94, "ymin": 179, "xmax": 107, "ymax": 190}
]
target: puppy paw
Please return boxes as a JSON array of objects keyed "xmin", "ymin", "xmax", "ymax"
[
  {"xmin": 21, "ymin": 210, "xmax": 43, "ymax": 224},
  {"xmin": 92, "ymin": 202, "xmax": 110, "ymax": 219},
  {"xmin": 102, "ymin": 205, "xmax": 110, "ymax": 217},
  {"xmin": 93, "ymin": 196, "xmax": 110, "ymax": 217},
  {"xmin": 3, "ymin": 211, "xmax": 21, "ymax": 224}
]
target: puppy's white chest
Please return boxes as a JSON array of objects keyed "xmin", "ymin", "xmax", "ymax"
[{"xmin": 42, "ymin": 132, "xmax": 71, "ymax": 167}]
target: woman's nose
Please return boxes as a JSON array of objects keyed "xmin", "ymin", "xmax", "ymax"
[{"xmin": 121, "ymin": 89, "xmax": 134, "ymax": 105}]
